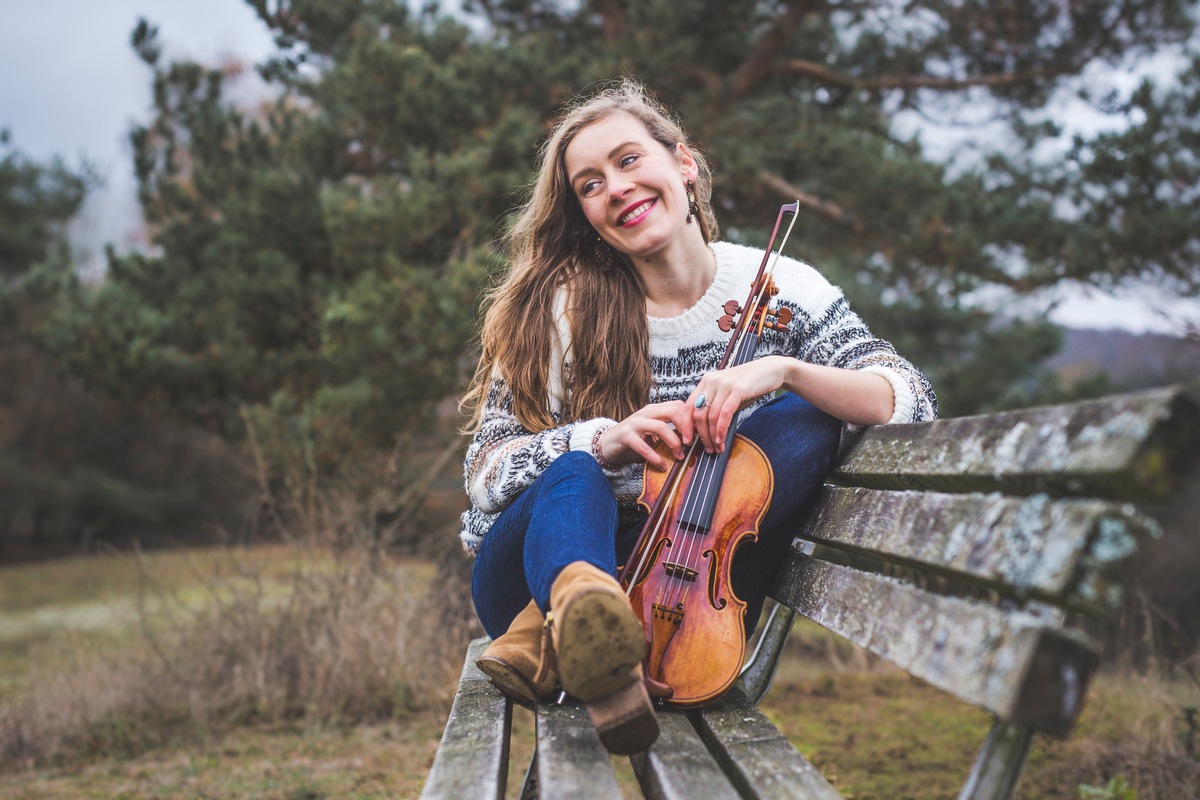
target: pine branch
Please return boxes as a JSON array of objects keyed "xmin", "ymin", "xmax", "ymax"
[{"xmin": 777, "ymin": 4, "xmax": 1133, "ymax": 97}]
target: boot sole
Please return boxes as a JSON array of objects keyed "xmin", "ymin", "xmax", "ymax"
[
  {"xmin": 556, "ymin": 590, "xmax": 645, "ymax": 702},
  {"xmin": 476, "ymin": 656, "xmax": 539, "ymax": 709}
]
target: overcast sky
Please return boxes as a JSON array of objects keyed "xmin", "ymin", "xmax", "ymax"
[
  {"xmin": 0, "ymin": 1, "xmax": 275, "ymax": 258},
  {"xmin": 2, "ymin": 1, "xmax": 1197, "ymax": 335}
]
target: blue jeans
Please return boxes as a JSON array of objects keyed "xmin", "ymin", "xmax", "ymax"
[{"xmin": 470, "ymin": 394, "xmax": 842, "ymax": 639}]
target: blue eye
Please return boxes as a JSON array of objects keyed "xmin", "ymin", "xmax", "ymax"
[
  {"xmin": 619, "ymin": 154, "xmax": 638, "ymax": 168},
  {"xmin": 579, "ymin": 178, "xmax": 601, "ymax": 197}
]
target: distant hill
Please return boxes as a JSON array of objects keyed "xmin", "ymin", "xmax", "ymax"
[{"xmin": 1045, "ymin": 328, "xmax": 1200, "ymax": 388}]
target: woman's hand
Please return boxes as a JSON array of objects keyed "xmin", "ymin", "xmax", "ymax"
[
  {"xmin": 686, "ymin": 356, "xmax": 791, "ymax": 454},
  {"xmin": 686, "ymin": 356, "xmax": 896, "ymax": 452},
  {"xmin": 597, "ymin": 401, "xmax": 697, "ymax": 471}
]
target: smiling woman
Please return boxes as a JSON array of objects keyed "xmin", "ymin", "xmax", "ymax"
[{"xmin": 457, "ymin": 78, "xmax": 938, "ymax": 754}]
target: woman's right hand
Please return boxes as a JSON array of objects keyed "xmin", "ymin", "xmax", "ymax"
[{"xmin": 597, "ymin": 401, "xmax": 696, "ymax": 471}]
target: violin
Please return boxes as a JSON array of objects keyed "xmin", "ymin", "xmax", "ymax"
[{"xmin": 619, "ymin": 203, "xmax": 801, "ymax": 707}]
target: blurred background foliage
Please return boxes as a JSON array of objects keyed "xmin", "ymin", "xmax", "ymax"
[{"xmin": 1, "ymin": 0, "xmax": 1199, "ymax": 557}]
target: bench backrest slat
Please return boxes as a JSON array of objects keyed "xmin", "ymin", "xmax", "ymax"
[
  {"xmin": 774, "ymin": 554, "xmax": 1097, "ymax": 737},
  {"xmin": 419, "ymin": 639, "xmax": 511, "ymax": 800},
  {"xmin": 800, "ymin": 486, "xmax": 1158, "ymax": 617},
  {"xmin": 832, "ymin": 386, "xmax": 1198, "ymax": 502}
]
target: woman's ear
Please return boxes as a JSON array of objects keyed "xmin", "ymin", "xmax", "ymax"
[{"xmin": 675, "ymin": 143, "xmax": 699, "ymax": 182}]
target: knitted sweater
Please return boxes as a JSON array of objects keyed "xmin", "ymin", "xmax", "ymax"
[{"xmin": 459, "ymin": 241, "xmax": 937, "ymax": 553}]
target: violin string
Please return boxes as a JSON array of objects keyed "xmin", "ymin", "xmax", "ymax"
[
  {"xmin": 661, "ymin": 206, "xmax": 799, "ymax": 612},
  {"xmin": 624, "ymin": 437, "xmax": 700, "ymax": 599},
  {"xmin": 666, "ymin": 324, "xmax": 758, "ymax": 612},
  {"xmin": 669, "ymin": 444, "xmax": 719, "ymax": 609}
]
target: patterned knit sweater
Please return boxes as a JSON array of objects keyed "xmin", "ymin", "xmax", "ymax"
[{"xmin": 459, "ymin": 241, "xmax": 937, "ymax": 553}]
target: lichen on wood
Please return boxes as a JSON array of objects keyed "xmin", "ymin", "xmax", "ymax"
[
  {"xmin": 833, "ymin": 386, "xmax": 1200, "ymax": 502},
  {"xmin": 773, "ymin": 555, "xmax": 1098, "ymax": 737},
  {"xmin": 797, "ymin": 486, "xmax": 1160, "ymax": 616},
  {"xmin": 420, "ymin": 638, "xmax": 512, "ymax": 800}
]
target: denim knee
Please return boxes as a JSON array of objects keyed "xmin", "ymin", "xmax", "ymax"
[{"xmin": 534, "ymin": 451, "xmax": 617, "ymax": 510}]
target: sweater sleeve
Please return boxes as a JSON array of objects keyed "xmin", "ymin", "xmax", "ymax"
[
  {"xmin": 791, "ymin": 283, "xmax": 938, "ymax": 424},
  {"xmin": 463, "ymin": 374, "xmax": 618, "ymax": 515}
]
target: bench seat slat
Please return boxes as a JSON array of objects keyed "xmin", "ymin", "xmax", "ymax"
[
  {"xmin": 832, "ymin": 386, "xmax": 1198, "ymax": 502},
  {"xmin": 420, "ymin": 638, "xmax": 511, "ymax": 800},
  {"xmin": 774, "ymin": 555, "xmax": 1098, "ymax": 737},
  {"xmin": 632, "ymin": 710, "xmax": 742, "ymax": 800},
  {"xmin": 800, "ymin": 486, "xmax": 1158, "ymax": 616},
  {"xmin": 691, "ymin": 687, "xmax": 844, "ymax": 800},
  {"xmin": 535, "ymin": 701, "xmax": 625, "ymax": 798}
]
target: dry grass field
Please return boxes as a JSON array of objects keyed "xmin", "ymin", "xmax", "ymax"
[{"xmin": 1, "ymin": 546, "xmax": 1197, "ymax": 799}]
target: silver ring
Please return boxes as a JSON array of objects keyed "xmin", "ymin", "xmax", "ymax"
[{"xmin": 694, "ymin": 393, "xmax": 707, "ymax": 410}]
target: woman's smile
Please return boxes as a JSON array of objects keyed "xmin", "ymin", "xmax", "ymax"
[{"xmin": 617, "ymin": 199, "xmax": 656, "ymax": 227}]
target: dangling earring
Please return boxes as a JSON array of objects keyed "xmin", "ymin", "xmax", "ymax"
[
  {"xmin": 594, "ymin": 234, "xmax": 615, "ymax": 268},
  {"xmin": 686, "ymin": 180, "xmax": 697, "ymax": 224}
]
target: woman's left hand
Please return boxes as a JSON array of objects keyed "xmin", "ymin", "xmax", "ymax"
[{"xmin": 685, "ymin": 356, "xmax": 790, "ymax": 453}]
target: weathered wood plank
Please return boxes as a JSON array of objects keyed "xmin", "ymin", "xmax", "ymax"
[
  {"xmin": 691, "ymin": 686, "xmax": 844, "ymax": 799},
  {"xmin": 420, "ymin": 637, "xmax": 511, "ymax": 800},
  {"xmin": 774, "ymin": 555, "xmax": 1099, "ymax": 737},
  {"xmin": 832, "ymin": 386, "xmax": 1200, "ymax": 502},
  {"xmin": 631, "ymin": 710, "xmax": 742, "ymax": 800},
  {"xmin": 799, "ymin": 486, "xmax": 1160, "ymax": 616},
  {"xmin": 535, "ymin": 700, "xmax": 624, "ymax": 799}
]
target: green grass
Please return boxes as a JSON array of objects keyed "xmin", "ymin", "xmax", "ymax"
[{"xmin": 762, "ymin": 669, "xmax": 992, "ymax": 799}]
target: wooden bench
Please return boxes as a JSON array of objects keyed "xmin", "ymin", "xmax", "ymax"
[{"xmin": 421, "ymin": 385, "xmax": 1200, "ymax": 800}]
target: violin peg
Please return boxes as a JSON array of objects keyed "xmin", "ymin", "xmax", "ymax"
[
  {"xmin": 717, "ymin": 315, "xmax": 734, "ymax": 332},
  {"xmin": 776, "ymin": 306, "xmax": 793, "ymax": 325},
  {"xmin": 723, "ymin": 300, "xmax": 741, "ymax": 315}
]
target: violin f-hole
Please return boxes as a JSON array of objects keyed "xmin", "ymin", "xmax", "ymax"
[{"xmin": 703, "ymin": 549, "xmax": 727, "ymax": 611}]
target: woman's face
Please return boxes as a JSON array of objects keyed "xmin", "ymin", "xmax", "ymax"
[{"xmin": 562, "ymin": 112, "xmax": 698, "ymax": 261}]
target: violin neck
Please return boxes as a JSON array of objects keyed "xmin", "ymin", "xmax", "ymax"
[{"xmin": 677, "ymin": 331, "xmax": 760, "ymax": 533}]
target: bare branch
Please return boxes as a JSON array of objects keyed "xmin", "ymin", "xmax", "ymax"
[
  {"xmin": 779, "ymin": 57, "xmax": 1055, "ymax": 93},
  {"xmin": 725, "ymin": 0, "xmax": 811, "ymax": 99},
  {"xmin": 592, "ymin": 0, "xmax": 627, "ymax": 41},
  {"xmin": 758, "ymin": 170, "xmax": 860, "ymax": 230}
]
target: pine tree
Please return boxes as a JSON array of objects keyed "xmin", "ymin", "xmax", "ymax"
[{"xmin": 44, "ymin": 1, "xmax": 1200, "ymax": 473}]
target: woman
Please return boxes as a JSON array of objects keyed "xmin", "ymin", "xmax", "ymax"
[{"xmin": 460, "ymin": 81, "xmax": 937, "ymax": 754}]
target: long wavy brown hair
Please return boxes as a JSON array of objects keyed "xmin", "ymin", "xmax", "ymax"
[{"xmin": 462, "ymin": 80, "xmax": 718, "ymax": 433}]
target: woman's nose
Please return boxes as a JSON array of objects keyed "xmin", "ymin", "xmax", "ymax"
[{"xmin": 607, "ymin": 173, "xmax": 634, "ymax": 202}]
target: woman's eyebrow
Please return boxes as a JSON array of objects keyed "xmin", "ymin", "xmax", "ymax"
[{"xmin": 570, "ymin": 140, "xmax": 641, "ymax": 185}]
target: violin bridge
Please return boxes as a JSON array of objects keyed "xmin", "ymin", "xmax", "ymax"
[{"xmin": 661, "ymin": 562, "xmax": 699, "ymax": 582}]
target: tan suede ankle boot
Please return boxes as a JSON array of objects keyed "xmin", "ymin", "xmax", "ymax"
[
  {"xmin": 475, "ymin": 600, "xmax": 557, "ymax": 708},
  {"xmin": 547, "ymin": 561, "xmax": 647, "ymax": 703}
]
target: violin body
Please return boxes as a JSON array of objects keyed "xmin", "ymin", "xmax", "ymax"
[{"xmin": 625, "ymin": 436, "xmax": 773, "ymax": 707}]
